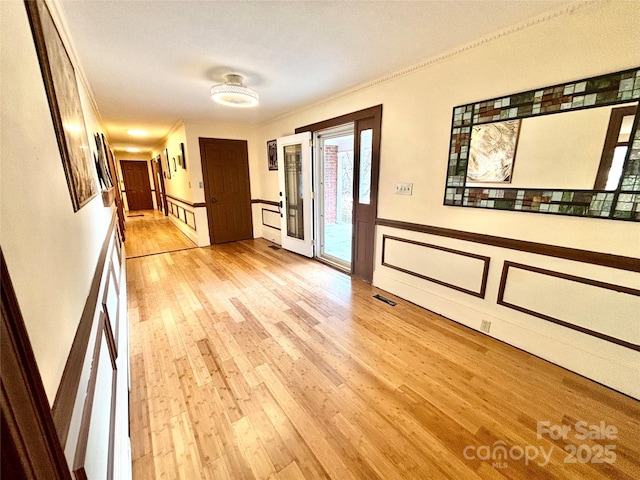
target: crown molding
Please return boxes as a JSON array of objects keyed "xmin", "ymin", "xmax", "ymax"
[{"xmin": 259, "ymin": 0, "xmax": 596, "ymax": 128}]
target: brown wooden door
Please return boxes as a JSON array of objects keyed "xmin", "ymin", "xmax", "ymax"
[
  {"xmin": 121, "ymin": 160, "xmax": 153, "ymax": 211},
  {"xmin": 352, "ymin": 116, "xmax": 380, "ymax": 282},
  {"xmin": 199, "ymin": 138, "xmax": 253, "ymax": 244}
]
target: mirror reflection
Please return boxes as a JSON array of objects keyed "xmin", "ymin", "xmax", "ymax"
[{"xmin": 466, "ymin": 102, "xmax": 638, "ymax": 191}]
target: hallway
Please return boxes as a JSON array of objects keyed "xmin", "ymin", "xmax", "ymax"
[
  {"xmin": 125, "ymin": 210, "xmax": 197, "ymax": 259},
  {"xmin": 125, "ymin": 217, "xmax": 640, "ymax": 480}
]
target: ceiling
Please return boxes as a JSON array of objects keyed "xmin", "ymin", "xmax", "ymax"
[{"xmin": 60, "ymin": 0, "xmax": 576, "ymax": 152}]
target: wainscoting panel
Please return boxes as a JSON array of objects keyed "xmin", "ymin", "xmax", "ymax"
[
  {"xmin": 252, "ymin": 200, "xmax": 281, "ymax": 244},
  {"xmin": 262, "ymin": 208, "xmax": 281, "ymax": 231},
  {"xmin": 164, "ymin": 195, "xmax": 206, "ymax": 245},
  {"xmin": 382, "ymin": 235, "xmax": 490, "ymax": 298},
  {"xmin": 498, "ymin": 261, "xmax": 640, "ymax": 351},
  {"xmin": 374, "ymin": 219, "xmax": 640, "ymax": 399},
  {"xmin": 58, "ymin": 219, "xmax": 131, "ymax": 479}
]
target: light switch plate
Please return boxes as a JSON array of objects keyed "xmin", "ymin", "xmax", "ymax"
[{"xmin": 394, "ymin": 182, "xmax": 413, "ymax": 195}]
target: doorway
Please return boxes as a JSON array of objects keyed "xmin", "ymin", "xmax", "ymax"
[
  {"xmin": 316, "ymin": 124, "xmax": 355, "ymax": 270},
  {"xmin": 150, "ymin": 156, "xmax": 168, "ymax": 215},
  {"xmin": 199, "ymin": 138, "xmax": 253, "ymax": 244},
  {"xmin": 121, "ymin": 160, "xmax": 153, "ymax": 211},
  {"xmin": 294, "ymin": 105, "xmax": 382, "ymax": 283}
]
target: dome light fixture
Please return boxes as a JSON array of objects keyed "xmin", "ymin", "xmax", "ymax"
[{"xmin": 210, "ymin": 74, "xmax": 259, "ymax": 108}]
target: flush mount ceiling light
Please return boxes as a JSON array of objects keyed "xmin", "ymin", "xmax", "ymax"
[
  {"xmin": 127, "ymin": 129, "xmax": 148, "ymax": 137},
  {"xmin": 210, "ymin": 74, "xmax": 259, "ymax": 108}
]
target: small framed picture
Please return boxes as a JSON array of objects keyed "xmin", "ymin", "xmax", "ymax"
[
  {"xmin": 180, "ymin": 142, "xmax": 187, "ymax": 169},
  {"xmin": 267, "ymin": 139, "xmax": 277, "ymax": 171},
  {"xmin": 164, "ymin": 148, "xmax": 171, "ymax": 179}
]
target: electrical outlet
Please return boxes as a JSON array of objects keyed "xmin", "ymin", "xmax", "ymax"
[
  {"xmin": 480, "ymin": 320, "xmax": 491, "ymax": 333},
  {"xmin": 394, "ymin": 182, "xmax": 413, "ymax": 195}
]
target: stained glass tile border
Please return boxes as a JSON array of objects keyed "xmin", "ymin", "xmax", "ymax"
[{"xmin": 444, "ymin": 68, "xmax": 640, "ymax": 221}]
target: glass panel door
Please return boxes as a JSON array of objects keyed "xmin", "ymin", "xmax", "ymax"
[
  {"xmin": 277, "ymin": 132, "xmax": 313, "ymax": 257},
  {"xmin": 283, "ymin": 144, "xmax": 304, "ymax": 239},
  {"xmin": 316, "ymin": 124, "xmax": 354, "ymax": 269}
]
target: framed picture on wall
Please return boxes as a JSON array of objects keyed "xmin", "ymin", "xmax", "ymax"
[
  {"xmin": 25, "ymin": 0, "xmax": 98, "ymax": 211},
  {"xmin": 267, "ymin": 139, "xmax": 277, "ymax": 170},
  {"xmin": 164, "ymin": 148, "xmax": 171, "ymax": 179},
  {"xmin": 180, "ymin": 142, "xmax": 187, "ymax": 169}
]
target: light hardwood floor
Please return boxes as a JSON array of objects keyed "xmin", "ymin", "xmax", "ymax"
[
  {"xmin": 126, "ymin": 222, "xmax": 640, "ymax": 479},
  {"xmin": 125, "ymin": 210, "xmax": 197, "ymax": 259}
]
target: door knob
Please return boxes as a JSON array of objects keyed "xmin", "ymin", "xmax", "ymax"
[{"xmin": 211, "ymin": 197, "xmax": 217, "ymax": 204}]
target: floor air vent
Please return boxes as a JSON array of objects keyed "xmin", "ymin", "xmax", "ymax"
[
  {"xmin": 268, "ymin": 245, "xmax": 281, "ymax": 250},
  {"xmin": 373, "ymin": 294, "xmax": 397, "ymax": 306}
]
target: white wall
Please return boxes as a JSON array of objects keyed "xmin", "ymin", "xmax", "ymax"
[
  {"xmin": 0, "ymin": 0, "xmax": 115, "ymax": 403},
  {"xmin": 156, "ymin": 121, "xmax": 258, "ymax": 246},
  {"xmin": 251, "ymin": 1, "xmax": 640, "ymax": 397}
]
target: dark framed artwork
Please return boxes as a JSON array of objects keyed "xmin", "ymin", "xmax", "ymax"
[
  {"xmin": 267, "ymin": 139, "xmax": 278, "ymax": 170},
  {"xmin": 25, "ymin": 0, "xmax": 98, "ymax": 211},
  {"xmin": 180, "ymin": 142, "xmax": 187, "ymax": 169},
  {"xmin": 164, "ymin": 148, "xmax": 171, "ymax": 179},
  {"xmin": 93, "ymin": 133, "xmax": 114, "ymax": 190}
]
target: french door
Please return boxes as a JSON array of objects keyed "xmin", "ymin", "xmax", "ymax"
[
  {"xmin": 315, "ymin": 124, "xmax": 355, "ymax": 270},
  {"xmin": 277, "ymin": 132, "xmax": 314, "ymax": 257}
]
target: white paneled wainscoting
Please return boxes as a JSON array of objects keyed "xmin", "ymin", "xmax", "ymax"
[{"xmin": 374, "ymin": 219, "xmax": 640, "ymax": 400}]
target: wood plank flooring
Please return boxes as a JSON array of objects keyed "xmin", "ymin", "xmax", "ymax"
[
  {"xmin": 125, "ymin": 210, "xmax": 197, "ymax": 259},
  {"xmin": 126, "ymin": 228, "xmax": 640, "ymax": 479}
]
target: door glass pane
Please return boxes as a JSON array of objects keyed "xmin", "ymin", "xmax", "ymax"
[
  {"xmin": 321, "ymin": 132, "xmax": 354, "ymax": 265},
  {"xmin": 359, "ymin": 129, "xmax": 373, "ymax": 204},
  {"xmin": 284, "ymin": 144, "xmax": 304, "ymax": 239}
]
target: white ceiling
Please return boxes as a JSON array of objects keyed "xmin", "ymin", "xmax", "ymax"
[{"xmin": 60, "ymin": 0, "xmax": 575, "ymax": 151}]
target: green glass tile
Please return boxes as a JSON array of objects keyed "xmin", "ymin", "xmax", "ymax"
[
  {"xmin": 619, "ymin": 78, "xmax": 634, "ymax": 91},
  {"xmin": 620, "ymin": 91, "xmax": 633, "ymax": 101},
  {"xmin": 613, "ymin": 210, "xmax": 632, "ymax": 219},
  {"xmin": 562, "ymin": 192, "xmax": 574, "ymax": 201},
  {"xmin": 574, "ymin": 81, "xmax": 586, "ymax": 93}
]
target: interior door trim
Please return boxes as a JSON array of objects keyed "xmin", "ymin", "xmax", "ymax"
[{"xmin": 296, "ymin": 105, "xmax": 382, "ymax": 282}]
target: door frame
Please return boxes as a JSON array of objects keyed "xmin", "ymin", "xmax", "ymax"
[
  {"xmin": 120, "ymin": 160, "xmax": 154, "ymax": 211},
  {"xmin": 314, "ymin": 123, "xmax": 355, "ymax": 270},
  {"xmin": 296, "ymin": 105, "xmax": 382, "ymax": 282},
  {"xmin": 1, "ymin": 250, "xmax": 72, "ymax": 480}
]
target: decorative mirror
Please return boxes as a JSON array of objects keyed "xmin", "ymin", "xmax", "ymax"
[{"xmin": 443, "ymin": 68, "xmax": 640, "ymax": 221}]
